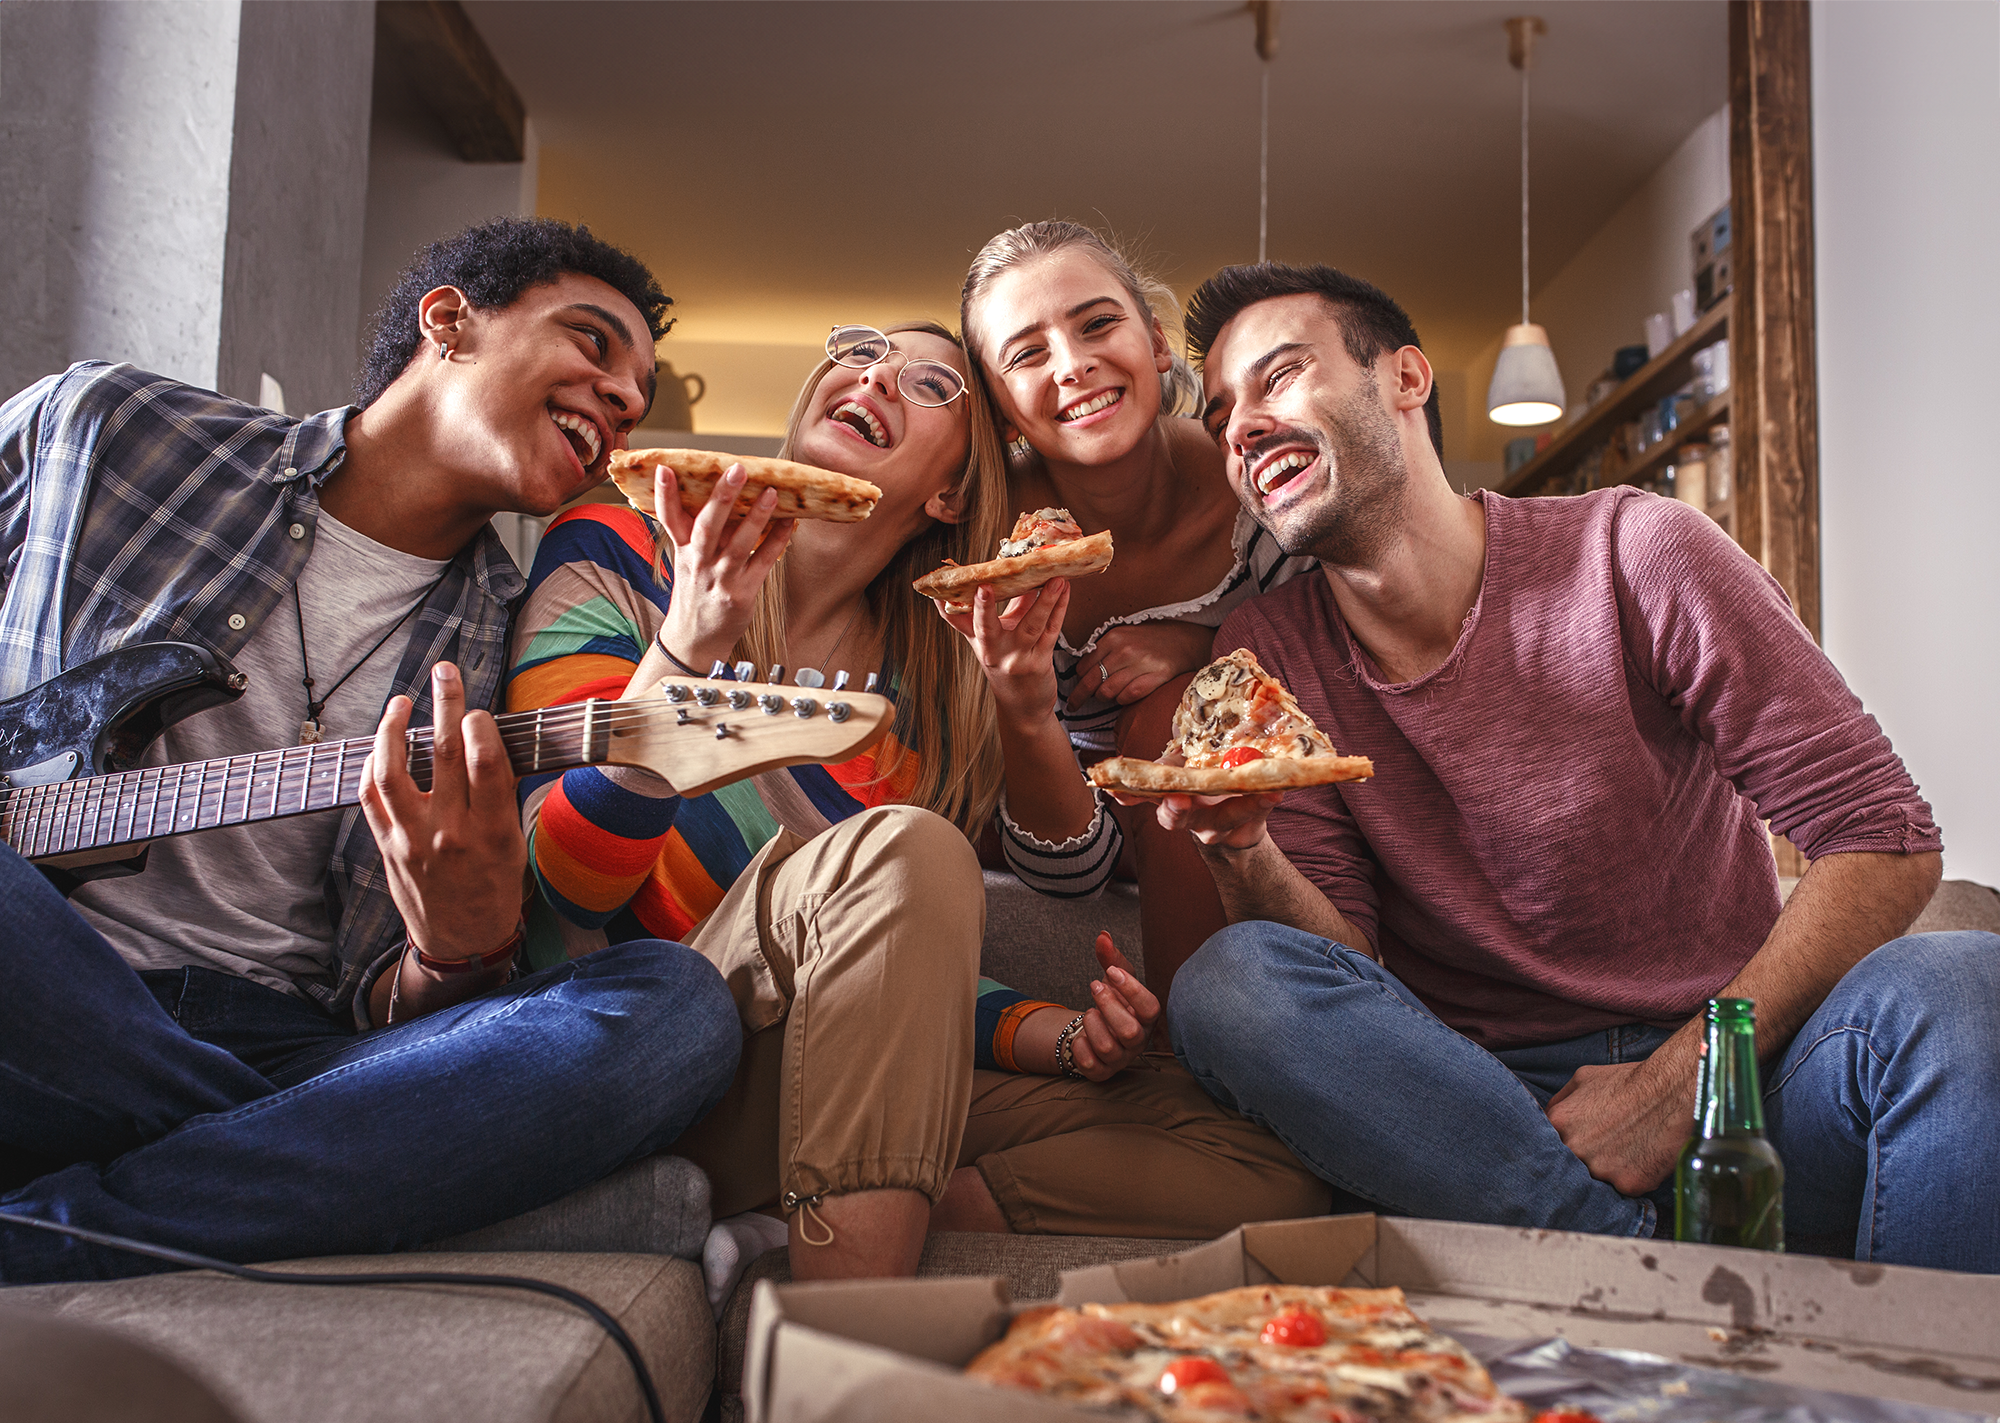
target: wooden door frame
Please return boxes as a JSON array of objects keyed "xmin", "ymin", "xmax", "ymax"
[{"xmin": 1729, "ymin": 0, "xmax": 1821, "ymax": 643}]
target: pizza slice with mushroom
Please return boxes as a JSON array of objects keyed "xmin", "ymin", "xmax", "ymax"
[{"xmin": 1087, "ymin": 648, "xmax": 1373, "ymax": 795}]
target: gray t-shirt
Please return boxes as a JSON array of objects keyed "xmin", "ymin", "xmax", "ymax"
[{"xmin": 72, "ymin": 513, "xmax": 449, "ymax": 997}]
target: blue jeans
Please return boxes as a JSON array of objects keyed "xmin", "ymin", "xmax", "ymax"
[
  {"xmin": 1170, "ymin": 922, "xmax": 2000, "ymax": 1272},
  {"xmin": 0, "ymin": 844, "xmax": 741, "ymax": 1282}
]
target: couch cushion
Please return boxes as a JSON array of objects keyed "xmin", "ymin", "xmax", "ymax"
[
  {"xmin": 1912, "ymin": 879, "xmax": 2000, "ymax": 935},
  {"xmin": 714, "ymin": 1233, "xmax": 1184, "ymax": 1420},
  {"xmin": 0, "ymin": 1252, "xmax": 713, "ymax": 1423},
  {"xmin": 980, "ymin": 870, "xmax": 1146, "ymax": 1008},
  {"xmin": 0, "ymin": 1305, "xmax": 245, "ymax": 1422},
  {"xmin": 426, "ymin": 1154, "xmax": 711, "ymax": 1260}
]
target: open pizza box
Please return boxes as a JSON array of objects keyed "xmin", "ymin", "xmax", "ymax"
[{"xmin": 743, "ymin": 1214, "xmax": 2000, "ymax": 1423}]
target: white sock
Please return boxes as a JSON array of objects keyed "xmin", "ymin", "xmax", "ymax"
[{"xmin": 700, "ymin": 1210, "xmax": 791, "ymax": 1318}]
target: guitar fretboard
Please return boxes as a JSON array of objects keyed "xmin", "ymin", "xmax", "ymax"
[{"xmin": 0, "ymin": 700, "xmax": 615, "ymax": 863}]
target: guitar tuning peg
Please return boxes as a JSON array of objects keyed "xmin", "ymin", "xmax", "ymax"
[
  {"xmin": 734, "ymin": 661, "xmax": 755, "ymax": 681},
  {"xmin": 831, "ymin": 670, "xmax": 851, "ymax": 692},
  {"xmin": 864, "ymin": 672, "xmax": 879, "ymax": 694},
  {"xmin": 768, "ymin": 665, "xmax": 786, "ymax": 687},
  {"xmin": 794, "ymin": 668, "xmax": 825, "ymax": 690},
  {"xmin": 709, "ymin": 660, "xmax": 731, "ymax": 679}
]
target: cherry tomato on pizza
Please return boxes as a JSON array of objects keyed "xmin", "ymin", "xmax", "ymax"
[
  {"xmin": 1259, "ymin": 1307, "xmax": 1328, "ymax": 1347},
  {"xmin": 1158, "ymin": 1356, "xmax": 1231, "ymax": 1394},
  {"xmin": 1220, "ymin": 746, "xmax": 1266, "ymax": 768}
]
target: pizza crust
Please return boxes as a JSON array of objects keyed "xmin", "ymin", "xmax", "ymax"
[
  {"xmin": 608, "ymin": 448, "xmax": 881, "ymax": 523},
  {"xmin": 1088, "ymin": 753, "xmax": 1373, "ymax": 795},
  {"xmin": 912, "ymin": 530, "xmax": 1115, "ymax": 611}
]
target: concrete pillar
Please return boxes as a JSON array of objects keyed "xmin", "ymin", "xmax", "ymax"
[{"xmin": 0, "ymin": 0, "xmax": 374, "ymax": 414}]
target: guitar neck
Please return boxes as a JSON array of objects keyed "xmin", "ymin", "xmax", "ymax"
[{"xmin": 1, "ymin": 702, "xmax": 613, "ymax": 864}]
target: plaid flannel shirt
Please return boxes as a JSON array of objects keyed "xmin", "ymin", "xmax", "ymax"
[{"xmin": 0, "ymin": 362, "xmax": 525, "ymax": 1024}]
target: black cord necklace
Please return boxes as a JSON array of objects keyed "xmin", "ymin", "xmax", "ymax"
[{"xmin": 294, "ymin": 571, "xmax": 451, "ymax": 744}]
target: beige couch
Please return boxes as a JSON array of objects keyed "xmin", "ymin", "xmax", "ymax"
[{"xmin": 6, "ymin": 873, "xmax": 1996, "ymax": 1423}]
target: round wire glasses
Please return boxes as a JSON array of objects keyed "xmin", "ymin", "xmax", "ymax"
[{"xmin": 826, "ymin": 325, "xmax": 967, "ymax": 407}]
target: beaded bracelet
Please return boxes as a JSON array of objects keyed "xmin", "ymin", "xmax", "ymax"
[{"xmin": 1053, "ymin": 1012, "xmax": 1089, "ymax": 1080}]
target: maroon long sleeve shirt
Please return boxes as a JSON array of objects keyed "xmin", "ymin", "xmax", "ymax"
[{"xmin": 1218, "ymin": 488, "xmax": 1941, "ymax": 1050}]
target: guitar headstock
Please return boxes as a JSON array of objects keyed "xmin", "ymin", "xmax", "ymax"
[{"xmin": 600, "ymin": 663, "xmax": 894, "ymax": 797}]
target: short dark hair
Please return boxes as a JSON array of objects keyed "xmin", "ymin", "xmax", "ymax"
[
  {"xmin": 356, "ymin": 217, "xmax": 673, "ymax": 408},
  {"xmin": 1185, "ymin": 262, "xmax": 1443, "ymax": 459}
]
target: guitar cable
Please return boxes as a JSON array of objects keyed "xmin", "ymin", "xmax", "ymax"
[{"xmin": 0, "ymin": 1210, "xmax": 667, "ymax": 1423}]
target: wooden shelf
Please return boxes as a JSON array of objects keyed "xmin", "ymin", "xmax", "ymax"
[
  {"xmin": 1497, "ymin": 300, "xmax": 1730, "ymax": 497},
  {"xmin": 1620, "ymin": 389, "xmax": 1731, "ymax": 491}
]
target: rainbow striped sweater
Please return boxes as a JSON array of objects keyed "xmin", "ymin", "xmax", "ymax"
[{"xmin": 507, "ymin": 505, "xmax": 1057, "ymax": 1071}]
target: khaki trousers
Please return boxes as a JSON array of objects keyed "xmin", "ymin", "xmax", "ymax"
[
  {"xmin": 672, "ymin": 806, "xmax": 983, "ymax": 1217},
  {"xmin": 959, "ymin": 1054, "xmax": 1334, "ymax": 1238}
]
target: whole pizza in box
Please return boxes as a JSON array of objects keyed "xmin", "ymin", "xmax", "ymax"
[
  {"xmin": 1088, "ymin": 649, "xmax": 1373, "ymax": 796},
  {"xmin": 966, "ymin": 1283, "xmax": 1573, "ymax": 1422}
]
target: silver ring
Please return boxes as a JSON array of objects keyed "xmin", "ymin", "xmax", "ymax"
[{"xmin": 1097, "ymin": 664, "xmax": 1111, "ymax": 684}]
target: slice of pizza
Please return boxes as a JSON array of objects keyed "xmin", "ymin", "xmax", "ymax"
[
  {"xmin": 966, "ymin": 1284, "xmax": 1539, "ymax": 1423},
  {"xmin": 912, "ymin": 506, "xmax": 1115, "ymax": 613},
  {"xmin": 608, "ymin": 448, "xmax": 881, "ymax": 523},
  {"xmin": 1087, "ymin": 648, "xmax": 1373, "ymax": 796}
]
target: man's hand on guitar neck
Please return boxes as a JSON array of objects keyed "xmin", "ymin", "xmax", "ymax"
[{"xmin": 361, "ymin": 662, "xmax": 528, "ymax": 1027}]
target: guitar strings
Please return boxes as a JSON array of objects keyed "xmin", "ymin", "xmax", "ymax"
[{"xmin": 2, "ymin": 679, "xmax": 876, "ymax": 854}]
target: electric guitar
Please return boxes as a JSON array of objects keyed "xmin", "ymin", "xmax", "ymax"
[{"xmin": 0, "ymin": 642, "xmax": 893, "ymax": 894}]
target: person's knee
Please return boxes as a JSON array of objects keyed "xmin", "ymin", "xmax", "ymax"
[
  {"xmin": 585, "ymin": 939, "xmax": 741, "ymax": 1101},
  {"xmin": 1169, "ymin": 921, "xmax": 1298, "ymax": 1066},
  {"xmin": 1845, "ymin": 931, "xmax": 2000, "ymax": 1053},
  {"xmin": 851, "ymin": 804, "xmax": 984, "ymax": 929}
]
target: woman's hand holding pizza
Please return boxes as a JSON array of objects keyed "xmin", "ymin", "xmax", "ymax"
[
  {"xmin": 648, "ymin": 461, "xmax": 795, "ymax": 681},
  {"xmin": 1067, "ymin": 620, "xmax": 1216, "ymax": 710},
  {"xmin": 937, "ymin": 579, "xmax": 1069, "ymax": 725}
]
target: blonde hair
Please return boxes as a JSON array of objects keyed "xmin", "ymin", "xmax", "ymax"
[
  {"xmin": 727, "ymin": 321, "xmax": 1006, "ymax": 837},
  {"xmin": 960, "ymin": 220, "xmax": 1201, "ymax": 420}
]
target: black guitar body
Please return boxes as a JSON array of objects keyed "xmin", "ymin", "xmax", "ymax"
[{"xmin": 0, "ymin": 642, "xmax": 246, "ymax": 893}]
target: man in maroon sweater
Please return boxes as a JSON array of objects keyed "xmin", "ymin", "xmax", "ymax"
[{"xmin": 1144, "ymin": 261, "xmax": 1996, "ymax": 1271}]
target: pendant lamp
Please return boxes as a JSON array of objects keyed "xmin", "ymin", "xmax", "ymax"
[{"xmin": 1487, "ymin": 16, "xmax": 1565, "ymax": 428}]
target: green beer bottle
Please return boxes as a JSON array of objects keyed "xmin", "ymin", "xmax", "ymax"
[{"xmin": 1674, "ymin": 997, "xmax": 1784, "ymax": 1249}]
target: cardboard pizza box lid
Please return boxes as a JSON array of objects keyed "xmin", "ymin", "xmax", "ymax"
[{"xmin": 747, "ymin": 1215, "xmax": 2000, "ymax": 1423}]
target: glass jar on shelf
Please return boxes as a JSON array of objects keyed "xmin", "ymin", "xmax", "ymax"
[
  {"xmin": 1676, "ymin": 443, "xmax": 1710, "ymax": 511},
  {"xmin": 1709, "ymin": 424, "xmax": 1733, "ymax": 502}
]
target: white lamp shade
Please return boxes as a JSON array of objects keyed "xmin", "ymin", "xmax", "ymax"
[{"xmin": 1486, "ymin": 324, "xmax": 1566, "ymax": 427}]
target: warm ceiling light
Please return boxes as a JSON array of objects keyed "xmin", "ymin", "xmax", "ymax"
[{"xmin": 1487, "ymin": 16, "xmax": 1565, "ymax": 428}]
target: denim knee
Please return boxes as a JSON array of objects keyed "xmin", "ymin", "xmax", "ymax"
[
  {"xmin": 1169, "ymin": 921, "xmax": 1311, "ymax": 1068},
  {"xmin": 1820, "ymin": 930, "xmax": 2000, "ymax": 1053},
  {"xmin": 580, "ymin": 939, "xmax": 741, "ymax": 1121}
]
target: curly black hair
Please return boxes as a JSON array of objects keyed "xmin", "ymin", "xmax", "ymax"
[{"xmin": 356, "ymin": 217, "xmax": 674, "ymax": 407}]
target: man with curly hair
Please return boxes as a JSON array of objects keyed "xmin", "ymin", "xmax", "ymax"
[{"xmin": 0, "ymin": 218, "xmax": 741, "ymax": 1282}]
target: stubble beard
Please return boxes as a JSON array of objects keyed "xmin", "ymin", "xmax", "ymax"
[{"xmin": 1251, "ymin": 382, "xmax": 1410, "ymax": 568}]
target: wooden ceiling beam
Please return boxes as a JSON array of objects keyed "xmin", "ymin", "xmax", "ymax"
[{"xmin": 376, "ymin": 0, "xmax": 525, "ymax": 163}]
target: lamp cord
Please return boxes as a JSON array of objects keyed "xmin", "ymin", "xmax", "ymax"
[
  {"xmin": 1259, "ymin": 66, "xmax": 1271, "ymax": 263},
  {"xmin": 0, "ymin": 1209, "xmax": 666, "ymax": 1423},
  {"xmin": 1520, "ymin": 59, "xmax": 1532, "ymax": 326}
]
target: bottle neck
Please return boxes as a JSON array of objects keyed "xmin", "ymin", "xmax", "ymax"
[{"xmin": 1699, "ymin": 1011, "xmax": 1767, "ymax": 1137}]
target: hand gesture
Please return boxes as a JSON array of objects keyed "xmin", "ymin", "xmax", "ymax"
[
  {"xmin": 1064, "ymin": 933, "xmax": 1161, "ymax": 1081},
  {"xmin": 651, "ymin": 462, "xmax": 795, "ymax": 677},
  {"xmin": 359, "ymin": 662, "xmax": 527, "ymax": 962},
  {"xmin": 1547, "ymin": 1058, "xmax": 1692, "ymax": 1195},
  {"xmin": 935, "ymin": 580, "xmax": 1068, "ymax": 723},
  {"xmin": 1067, "ymin": 621, "xmax": 1215, "ymax": 711},
  {"xmin": 1105, "ymin": 785, "xmax": 1285, "ymax": 854}
]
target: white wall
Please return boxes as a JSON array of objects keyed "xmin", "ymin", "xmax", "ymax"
[
  {"xmin": 1461, "ymin": 106, "xmax": 1731, "ymax": 474},
  {"xmin": 1813, "ymin": 0, "xmax": 2000, "ymax": 887}
]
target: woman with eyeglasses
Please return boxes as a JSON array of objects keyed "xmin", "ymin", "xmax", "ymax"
[
  {"xmin": 947, "ymin": 222, "xmax": 1316, "ymax": 1005},
  {"xmin": 506, "ymin": 321, "xmax": 1330, "ymax": 1280}
]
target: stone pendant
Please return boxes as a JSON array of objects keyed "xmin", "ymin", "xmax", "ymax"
[{"xmin": 299, "ymin": 718, "xmax": 322, "ymax": 746}]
